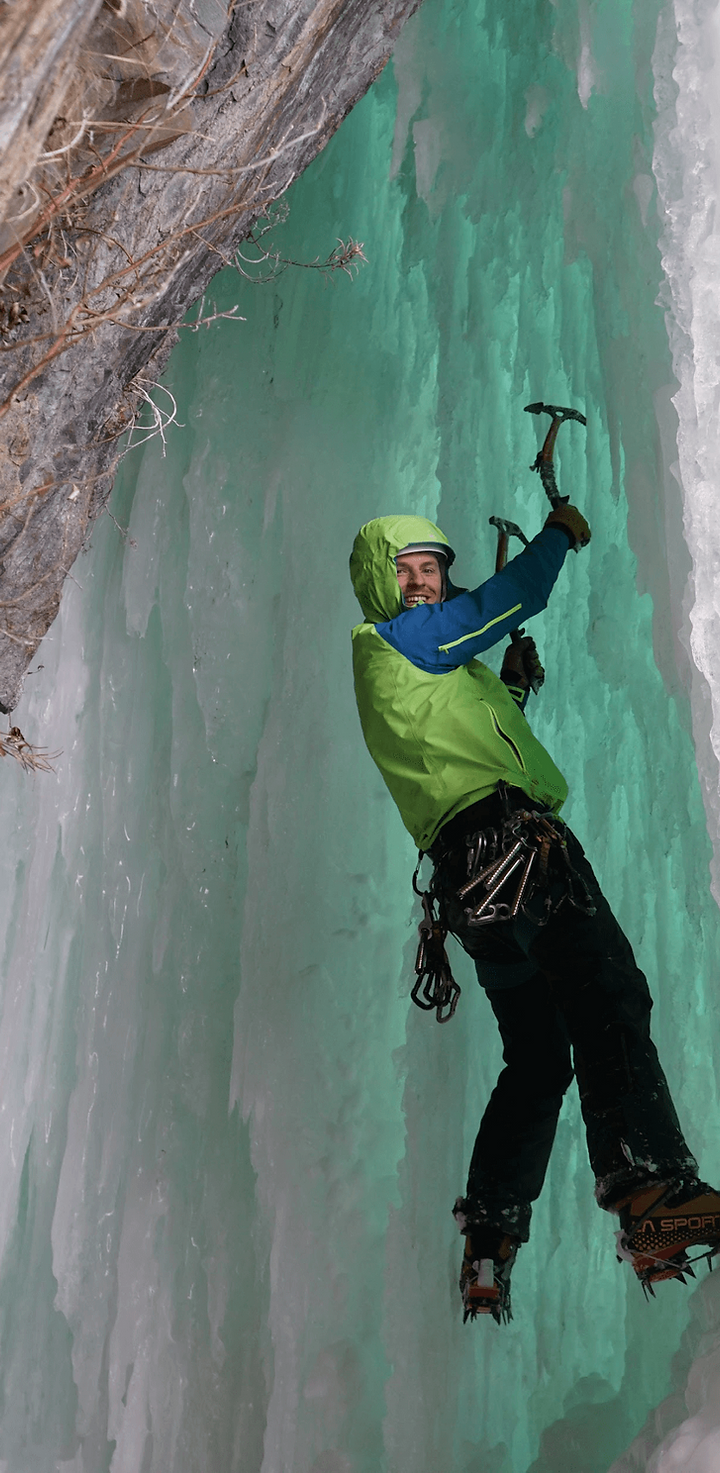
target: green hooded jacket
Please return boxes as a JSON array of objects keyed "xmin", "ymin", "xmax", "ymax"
[{"xmin": 350, "ymin": 515, "xmax": 569, "ymax": 851}]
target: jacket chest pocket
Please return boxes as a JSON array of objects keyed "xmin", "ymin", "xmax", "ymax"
[{"xmin": 489, "ymin": 709, "xmax": 526, "ymax": 772}]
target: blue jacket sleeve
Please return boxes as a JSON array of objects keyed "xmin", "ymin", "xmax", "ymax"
[{"xmin": 375, "ymin": 525, "xmax": 569, "ymax": 672}]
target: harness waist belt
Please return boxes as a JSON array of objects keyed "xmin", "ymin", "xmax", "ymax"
[{"xmin": 428, "ymin": 786, "xmax": 547, "ymax": 861}]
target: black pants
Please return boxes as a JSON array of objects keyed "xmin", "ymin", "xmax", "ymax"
[{"xmin": 433, "ymin": 793, "xmax": 697, "ymax": 1241}]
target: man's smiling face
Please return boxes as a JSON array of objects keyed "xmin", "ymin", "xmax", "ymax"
[{"xmin": 395, "ymin": 551, "xmax": 444, "ymax": 607}]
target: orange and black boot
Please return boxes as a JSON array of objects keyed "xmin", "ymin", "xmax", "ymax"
[
  {"xmin": 617, "ymin": 1179, "xmax": 720, "ymax": 1292},
  {"xmin": 458, "ymin": 1226, "xmax": 519, "ymax": 1324}
]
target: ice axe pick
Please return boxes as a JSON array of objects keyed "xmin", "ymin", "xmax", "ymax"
[
  {"xmin": 524, "ymin": 401, "xmax": 587, "ymax": 510},
  {"xmin": 490, "ymin": 515, "xmax": 529, "ymax": 571}
]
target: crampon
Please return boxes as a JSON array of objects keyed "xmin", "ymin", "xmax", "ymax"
[
  {"xmin": 459, "ymin": 1229, "xmax": 518, "ymax": 1324},
  {"xmin": 616, "ymin": 1180, "xmax": 720, "ymax": 1295}
]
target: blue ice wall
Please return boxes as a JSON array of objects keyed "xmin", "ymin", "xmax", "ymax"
[{"xmin": 1, "ymin": 0, "xmax": 720, "ymax": 1470}]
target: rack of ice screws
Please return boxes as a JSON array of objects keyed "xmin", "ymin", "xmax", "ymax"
[{"xmin": 459, "ymin": 810, "xmax": 596, "ymax": 926}]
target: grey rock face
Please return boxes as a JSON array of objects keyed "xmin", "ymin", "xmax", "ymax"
[{"xmin": 0, "ymin": 0, "xmax": 419, "ymax": 710}]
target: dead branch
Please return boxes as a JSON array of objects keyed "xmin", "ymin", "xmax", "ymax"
[
  {"xmin": 123, "ymin": 377, "xmax": 183, "ymax": 457},
  {"xmin": 0, "ymin": 726, "xmax": 60, "ymax": 773},
  {"xmin": 184, "ymin": 295, "xmax": 246, "ymax": 330},
  {"xmin": 235, "ymin": 232, "xmax": 367, "ymax": 283},
  {"xmin": 0, "ymin": 111, "xmax": 177, "ymax": 279}
]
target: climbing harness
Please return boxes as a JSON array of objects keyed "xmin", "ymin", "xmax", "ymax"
[
  {"xmin": 410, "ymin": 793, "xmax": 596, "ymax": 1024},
  {"xmin": 411, "ymin": 859, "xmax": 460, "ymax": 1024},
  {"xmin": 457, "ymin": 803, "xmax": 596, "ymax": 928}
]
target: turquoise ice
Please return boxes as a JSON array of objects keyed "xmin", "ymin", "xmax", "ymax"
[{"xmin": 1, "ymin": 0, "xmax": 720, "ymax": 1468}]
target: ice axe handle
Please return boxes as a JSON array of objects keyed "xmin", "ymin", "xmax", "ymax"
[
  {"xmin": 524, "ymin": 401, "xmax": 587, "ymax": 512},
  {"xmin": 490, "ymin": 516, "xmax": 544, "ymax": 692}
]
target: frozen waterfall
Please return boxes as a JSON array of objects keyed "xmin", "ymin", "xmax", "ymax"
[{"xmin": 1, "ymin": 0, "xmax": 720, "ymax": 1469}]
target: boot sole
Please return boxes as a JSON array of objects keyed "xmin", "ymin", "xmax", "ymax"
[{"xmin": 622, "ymin": 1235, "xmax": 720, "ymax": 1288}]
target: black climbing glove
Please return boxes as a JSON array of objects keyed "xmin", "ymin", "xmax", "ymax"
[
  {"xmin": 545, "ymin": 503, "xmax": 591, "ymax": 549},
  {"xmin": 501, "ymin": 636, "xmax": 545, "ymax": 692}
]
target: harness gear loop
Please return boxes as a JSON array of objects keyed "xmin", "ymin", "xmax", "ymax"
[
  {"xmin": 412, "ymin": 883, "xmax": 461, "ymax": 1024},
  {"xmin": 458, "ymin": 806, "xmax": 596, "ymax": 928}
]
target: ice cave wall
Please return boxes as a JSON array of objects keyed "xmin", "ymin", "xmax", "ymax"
[{"xmin": 1, "ymin": 0, "xmax": 720, "ymax": 1471}]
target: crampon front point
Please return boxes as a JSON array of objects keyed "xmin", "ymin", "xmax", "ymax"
[
  {"xmin": 617, "ymin": 1180, "xmax": 720, "ymax": 1294},
  {"xmin": 459, "ymin": 1232, "xmax": 517, "ymax": 1324}
]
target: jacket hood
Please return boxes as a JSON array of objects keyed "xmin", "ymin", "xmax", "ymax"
[{"xmin": 350, "ymin": 515, "xmax": 455, "ymax": 622}]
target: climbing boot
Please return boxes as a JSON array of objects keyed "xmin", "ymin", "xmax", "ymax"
[
  {"xmin": 459, "ymin": 1226, "xmax": 519, "ymax": 1324},
  {"xmin": 617, "ymin": 1179, "xmax": 720, "ymax": 1291}
]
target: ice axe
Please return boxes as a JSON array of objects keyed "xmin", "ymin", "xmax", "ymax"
[
  {"xmin": 489, "ymin": 516, "xmax": 545, "ymax": 693},
  {"xmin": 524, "ymin": 401, "xmax": 587, "ymax": 511},
  {"xmin": 490, "ymin": 515, "xmax": 529, "ymax": 570},
  {"xmin": 487, "ymin": 400, "xmax": 586, "ymax": 693}
]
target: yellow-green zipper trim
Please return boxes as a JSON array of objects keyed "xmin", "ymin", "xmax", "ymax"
[
  {"xmin": 438, "ymin": 603, "xmax": 522, "ymax": 653},
  {"xmin": 490, "ymin": 708, "xmax": 527, "ymax": 772}
]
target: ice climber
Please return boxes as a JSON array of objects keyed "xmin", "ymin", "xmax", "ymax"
[{"xmin": 349, "ymin": 508, "xmax": 720, "ymax": 1323}]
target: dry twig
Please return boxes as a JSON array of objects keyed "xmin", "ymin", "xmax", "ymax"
[
  {"xmin": 235, "ymin": 207, "xmax": 367, "ymax": 284},
  {"xmin": 125, "ymin": 377, "xmax": 183, "ymax": 456},
  {"xmin": 0, "ymin": 726, "xmax": 60, "ymax": 773}
]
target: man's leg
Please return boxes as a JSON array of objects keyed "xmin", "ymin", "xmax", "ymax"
[
  {"xmin": 463, "ymin": 971, "xmax": 574, "ymax": 1241},
  {"xmin": 434, "ymin": 829, "xmax": 574, "ymax": 1239},
  {"xmin": 527, "ymin": 828, "xmax": 698, "ymax": 1206},
  {"xmin": 524, "ymin": 830, "xmax": 720, "ymax": 1285},
  {"xmin": 434, "ymin": 809, "xmax": 696, "ymax": 1207},
  {"xmin": 434, "ymin": 797, "xmax": 713, "ymax": 1296}
]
